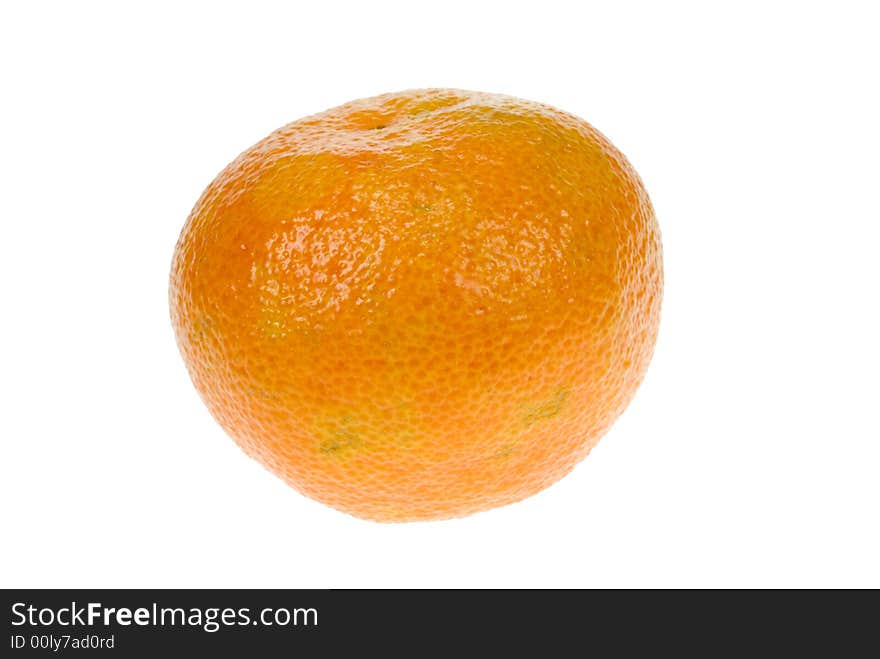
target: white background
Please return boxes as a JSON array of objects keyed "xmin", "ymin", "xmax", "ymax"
[{"xmin": 1, "ymin": 1, "xmax": 878, "ymax": 588}]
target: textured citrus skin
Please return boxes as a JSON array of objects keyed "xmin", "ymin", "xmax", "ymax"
[{"xmin": 170, "ymin": 89, "xmax": 662, "ymax": 522}]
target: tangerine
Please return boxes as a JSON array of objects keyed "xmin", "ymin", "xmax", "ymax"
[{"xmin": 170, "ymin": 89, "xmax": 662, "ymax": 522}]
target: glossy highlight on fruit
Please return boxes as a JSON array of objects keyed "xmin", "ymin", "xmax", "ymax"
[{"xmin": 170, "ymin": 89, "xmax": 662, "ymax": 522}]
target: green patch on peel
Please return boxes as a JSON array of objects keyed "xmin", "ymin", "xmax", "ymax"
[
  {"xmin": 522, "ymin": 387, "xmax": 570, "ymax": 428},
  {"xmin": 376, "ymin": 399, "xmax": 420, "ymax": 450},
  {"xmin": 244, "ymin": 386, "xmax": 279, "ymax": 401},
  {"xmin": 392, "ymin": 428, "xmax": 418, "ymax": 451},
  {"xmin": 491, "ymin": 387, "xmax": 571, "ymax": 460},
  {"xmin": 315, "ymin": 401, "xmax": 423, "ymax": 457},
  {"xmin": 317, "ymin": 414, "xmax": 362, "ymax": 456},
  {"xmin": 319, "ymin": 435, "xmax": 360, "ymax": 455},
  {"xmin": 493, "ymin": 442, "xmax": 518, "ymax": 459},
  {"xmin": 190, "ymin": 312, "xmax": 215, "ymax": 341},
  {"xmin": 258, "ymin": 305, "xmax": 287, "ymax": 338}
]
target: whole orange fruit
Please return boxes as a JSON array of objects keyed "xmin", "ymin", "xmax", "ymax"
[{"xmin": 170, "ymin": 89, "xmax": 662, "ymax": 522}]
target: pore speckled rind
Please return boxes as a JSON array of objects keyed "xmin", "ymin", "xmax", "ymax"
[{"xmin": 170, "ymin": 89, "xmax": 662, "ymax": 522}]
